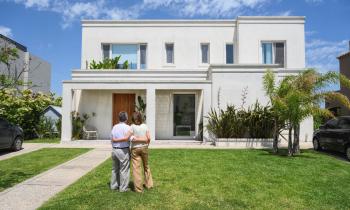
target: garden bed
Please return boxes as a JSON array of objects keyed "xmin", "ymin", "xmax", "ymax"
[{"xmin": 215, "ymin": 138, "xmax": 273, "ymax": 148}]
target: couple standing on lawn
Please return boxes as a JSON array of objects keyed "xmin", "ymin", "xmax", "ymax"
[{"xmin": 110, "ymin": 111, "xmax": 153, "ymax": 193}]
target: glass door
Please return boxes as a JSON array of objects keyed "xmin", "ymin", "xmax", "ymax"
[{"xmin": 173, "ymin": 94, "xmax": 196, "ymax": 137}]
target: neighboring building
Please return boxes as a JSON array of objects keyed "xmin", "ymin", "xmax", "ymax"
[
  {"xmin": 61, "ymin": 16, "xmax": 313, "ymax": 144},
  {"xmin": 326, "ymin": 42, "xmax": 350, "ymax": 116},
  {"xmin": 42, "ymin": 105, "xmax": 61, "ymax": 132},
  {"xmin": 0, "ymin": 34, "xmax": 51, "ymax": 93}
]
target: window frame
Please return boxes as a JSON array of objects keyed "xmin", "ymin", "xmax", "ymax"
[
  {"xmin": 200, "ymin": 43, "xmax": 210, "ymax": 65},
  {"xmin": 225, "ymin": 43, "xmax": 234, "ymax": 64},
  {"xmin": 101, "ymin": 43, "xmax": 147, "ymax": 69},
  {"xmin": 261, "ymin": 41, "xmax": 286, "ymax": 67},
  {"xmin": 164, "ymin": 42, "xmax": 175, "ymax": 65}
]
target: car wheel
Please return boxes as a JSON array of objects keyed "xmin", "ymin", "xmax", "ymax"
[
  {"xmin": 12, "ymin": 137, "xmax": 23, "ymax": 151},
  {"xmin": 313, "ymin": 138, "xmax": 320, "ymax": 151},
  {"xmin": 346, "ymin": 147, "xmax": 350, "ymax": 161}
]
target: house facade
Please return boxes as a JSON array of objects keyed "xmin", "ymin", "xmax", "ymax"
[
  {"xmin": 61, "ymin": 16, "xmax": 313, "ymax": 144},
  {"xmin": 0, "ymin": 34, "xmax": 51, "ymax": 93}
]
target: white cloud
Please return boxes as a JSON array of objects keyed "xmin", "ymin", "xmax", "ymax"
[
  {"xmin": 0, "ymin": 26, "xmax": 12, "ymax": 37},
  {"xmin": 306, "ymin": 39, "xmax": 348, "ymax": 72},
  {"xmin": 142, "ymin": 0, "xmax": 270, "ymax": 17},
  {"xmin": 12, "ymin": 0, "xmax": 138, "ymax": 28},
  {"xmin": 277, "ymin": 10, "xmax": 292, "ymax": 16}
]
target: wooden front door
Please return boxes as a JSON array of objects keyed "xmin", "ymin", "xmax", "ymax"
[{"xmin": 112, "ymin": 94, "xmax": 135, "ymax": 125}]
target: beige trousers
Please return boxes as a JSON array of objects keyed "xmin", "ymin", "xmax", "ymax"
[{"xmin": 131, "ymin": 146, "xmax": 153, "ymax": 192}]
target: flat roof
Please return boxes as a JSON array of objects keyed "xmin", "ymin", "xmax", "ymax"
[{"xmin": 0, "ymin": 34, "xmax": 27, "ymax": 52}]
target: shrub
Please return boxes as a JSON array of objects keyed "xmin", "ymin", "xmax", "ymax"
[
  {"xmin": 71, "ymin": 111, "xmax": 95, "ymax": 139},
  {"xmin": 89, "ymin": 56, "xmax": 129, "ymax": 70},
  {"xmin": 36, "ymin": 116, "xmax": 56, "ymax": 138},
  {"xmin": 206, "ymin": 102, "xmax": 274, "ymax": 139}
]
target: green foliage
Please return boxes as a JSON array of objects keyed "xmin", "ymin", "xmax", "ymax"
[
  {"xmin": 0, "ymin": 89, "xmax": 61, "ymax": 138},
  {"xmin": 206, "ymin": 102, "xmax": 274, "ymax": 138},
  {"xmin": 36, "ymin": 116, "xmax": 56, "ymax": 139},
  {"xmin": 262, "ymin": 69, "xmax": 350, "ymax": 156},
  {"xmin": 88, "ymin": 56, "xmax": 129, "ymax": 69},
  {"xmin": 135, "ymin": 96, "xmax": 146, "ymax": 120},
  {"xmin": 71, "ymin": 111, "xmax": 95, "ymax": 139}
]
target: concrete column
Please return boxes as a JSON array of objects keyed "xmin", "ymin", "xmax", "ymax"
[
  {"xmin": 61, "ymin": 84, "xmax": 73, "ymax": 142},
  {"xmin": 202, "ymin": 86, "xmax": 212, "ymax": 142},
  {"xmin": 146, "ymin": 88, "xmax": 156, "ymax": 141}
]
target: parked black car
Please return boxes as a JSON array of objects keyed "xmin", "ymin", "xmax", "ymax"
[
  {"xmin": 313, "ymin": 116, "xmax": 350, "ymax": 160},
  {"xmin": 0, "ymin": 118, "xmax": 23, "ymax": 151}
]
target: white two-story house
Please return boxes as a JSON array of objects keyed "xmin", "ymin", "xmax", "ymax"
[{"xmin": 61, "ymin": 16, "xmax": 313, "ymax": 145}]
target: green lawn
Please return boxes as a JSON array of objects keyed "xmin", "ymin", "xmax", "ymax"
[
  {"xmin": 25, "ymin": 138, "xmax": 60, "ymax": 143},
  {"xmin": 0, "ymin": 148, "xmax": 90, "ymax": 191},
  {"xmin": 40, "ymin": 149, "xmax": 350, "ymax": 210}
]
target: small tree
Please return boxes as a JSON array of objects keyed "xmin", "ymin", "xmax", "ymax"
[{"xmin": 263, "ymin": 69, "xmax": 350, "ymax": 156}]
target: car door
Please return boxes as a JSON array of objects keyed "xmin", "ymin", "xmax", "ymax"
[
  {"xmin": 335, "ymin": 118, "xmax": 350, "ymax": 152},
  {"xmin": 0, "ymin": 118, "xmax": 13, "ymax": 148},
  {"xmin": 320, "ymin": 119, "xmax": 338, "ymax": 150}
]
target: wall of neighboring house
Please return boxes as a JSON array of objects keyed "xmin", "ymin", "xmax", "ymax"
[
  {"xmin": 339, "ymin": 53, "xmax": 350, "ymax": 115},
  {"xmin": 29, "ymin": 54, "xmax": 51, "ymax": 93},
  {"xmin": 0, "ymin": 35, "xmax": 51, "ymax": 93}
]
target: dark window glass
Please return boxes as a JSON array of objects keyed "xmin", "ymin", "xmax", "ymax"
[
  {"xmin": 338, "ymin": 119, "xmax": 350, "ymax": 129},
  {"xmin": 173, "ymin": 94, "xmax": 195, "ymax": 136},
  {"xmin": 274, "ymin": 42, "xmax": 285, "ymax": 66},
  {"xmin": 166, "ymin": 43, "xmax": 174, "ymax": 64},
  {"xmin": 201, "ymin": 44, "xmax": 209, "ymax": 63},
  {"xmin": 226, "ymin": 44, "xmax": 234, "ymax": 64},
  {"xmin": 102, "ymin": 44, "xmax": 110, "ymax": 60},
  {"xmin": 326, "ymin": 119, "xmax": 338, "ymax": 129},
  {"xmin": 140, "ymin": 44, "xmax": 147, "ymax": 69}
]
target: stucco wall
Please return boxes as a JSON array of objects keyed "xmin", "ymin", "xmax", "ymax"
[
  {"xmin": 29, "ymin": 54, "xmax": 51, "ymax": 93},
  {"xmin": 81, "ymin": 21, "xmax": 235, "ymax": 69}
]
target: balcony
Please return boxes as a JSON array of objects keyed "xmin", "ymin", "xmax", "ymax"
[{"xmin": 71, "ymin": 69, "xmax": 210, "ymax": 82}]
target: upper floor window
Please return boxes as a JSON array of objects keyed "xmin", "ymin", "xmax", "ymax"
[
  {"xmin": 262, "ymin": 42, "xmax": 285, "ymax": 66},
  {"xmin": 102, "ymin": 43, "xmax": 147, "ymax": 69},
  {"xmin": 102, "ymin": 44, "xmax": 110, "ymax": 60},
  {"xmin": 226, "ymin": 44, "xmax": 234, "ymax": 64},
  {"xmin": 165, "ymin": 43, "xmax": 174, "ymax": 64},
  {"xmin": 201, "ymin": 43, "xmax": 210, "ymax": 64}
]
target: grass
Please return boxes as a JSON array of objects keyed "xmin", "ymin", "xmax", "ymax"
[
  {"xmin": 40, "ymin": 149, "xmax": 350, "ymax": 210},
  {"xmin": 25, "ymin": 138, "xmax": 60, "ymax": 143},
  {"xmin": 0, "ymin": 148, "xmax": 90, "ymax": 191}
]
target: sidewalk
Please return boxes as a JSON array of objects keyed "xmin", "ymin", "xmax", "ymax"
[{"xmin": 0, "ymin": 148, "xmax": 110, "ymax": 210}]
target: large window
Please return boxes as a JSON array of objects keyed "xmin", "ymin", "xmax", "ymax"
[
  {"xmin": 165, "ymin": 43, "xmax": 174, "ymax": 64},
  {"xmin": 173, "ymin": 94, "xmax": 196, "ymax": 137},
  {"xmin": 226, "ymin": 44, "xmax": 234, "ymax": 64},
  {"xmin": 262, "ymin": 42, "xmax": 285, "ymax": 66},
  {"xmin": 101, "ymin": 44, "xmax": 147, "ymax": 69},
  {"xmin": 201, "ymin": 43, "xmax": 210, "ymax": 64}
]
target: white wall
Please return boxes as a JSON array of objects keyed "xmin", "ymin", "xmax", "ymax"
[
  {"xmin": 236, "ymin": 17, "xmax": 305, "ymax": 68},
  {"xmin": 81, "ymin": 21, "xmax": 235, "ymax": 69}
]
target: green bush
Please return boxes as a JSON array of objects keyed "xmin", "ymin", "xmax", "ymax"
[
  {"xmin": 206, "ymin": 102, "xmax": 274, "ymax": 139},
  {"xmin": 89, "ymin": 56, "xmax": 129, "ymax": 69},
  {"xmin": 36, "ymin": 116, "xmax": 56, "ymax": 139}
]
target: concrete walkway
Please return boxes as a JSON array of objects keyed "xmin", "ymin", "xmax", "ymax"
[
  {"xmin": 0, "ymin": 143, "xmax": 52, "ymax": 161},
  {"xmin": 0, "ymin": 148, "xmax": 110, "ymax": 210}
]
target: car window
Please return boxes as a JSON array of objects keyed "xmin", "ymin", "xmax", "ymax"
[
  {"xmin": 0, "ymin": 119, "xmax": 8, "ymax": 128},
  {"xmin": 338, "ymin": 119, "xmax": 350, "ymax": 129},
  {"xmin": 326, "ymin": 119, "xmax": 338, "ymax": 128}
]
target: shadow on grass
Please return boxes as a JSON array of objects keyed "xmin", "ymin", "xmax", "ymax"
[{"xmin": 259, "ymin": 149, "xmax": 317, "ymax": 159}]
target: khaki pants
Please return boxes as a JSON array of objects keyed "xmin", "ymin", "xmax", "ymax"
[{"xmin": 131, "ymin": 146, "xmax": 153, "ymax": 192}]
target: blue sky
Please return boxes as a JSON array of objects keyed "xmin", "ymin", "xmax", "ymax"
[{"xmin": 0, "ymin": 0, "xmax": 349, "ymax": 95}]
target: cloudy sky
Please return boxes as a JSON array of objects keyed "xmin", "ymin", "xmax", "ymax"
[{"xmin": 0, "ymin": 0, "xmax": 349, "ymax": 94}]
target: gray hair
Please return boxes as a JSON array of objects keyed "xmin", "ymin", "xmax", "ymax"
[{"xmin": 118, "ymin": 111, "xmax": 128, "ymax": 122}]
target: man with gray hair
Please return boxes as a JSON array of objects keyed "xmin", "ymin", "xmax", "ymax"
[{"xmin": 110, "ymin": 111, "xmax": 131, "ymax": 192}]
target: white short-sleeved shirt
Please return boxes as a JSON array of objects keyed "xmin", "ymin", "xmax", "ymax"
[
  {"xmin": 131, "ymin": 124, "xmax": 149, "ymax": 148},
  {"xmin": 111, "ymin": 122, "xmax": 131, "ymax": 148}
]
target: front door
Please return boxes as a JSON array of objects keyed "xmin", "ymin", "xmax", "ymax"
[
  {"xmin": 173, "ymin": 94, "xmax": 196, "ymax": 138},
  {"xmin": 112, "ymin": 94, "xmax": 135, "ymax": 125}
]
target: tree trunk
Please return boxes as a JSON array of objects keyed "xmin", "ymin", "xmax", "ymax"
[
  {"xmin": 273, "ymin": 119, "xmax": 278, "ymax": 153},
  {"xmin": 288, "ymin": 125, "xmax": 293, "ymax": 156},
  {"xmin": 292, "ymin": 124, "xmax": 300, "ymax": 155}
]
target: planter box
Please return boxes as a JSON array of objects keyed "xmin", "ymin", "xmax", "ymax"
[{"xmin": 215, "ymin": 138, "xmax": 273, "ymax": 148}]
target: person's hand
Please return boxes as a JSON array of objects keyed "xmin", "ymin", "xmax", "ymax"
[{"xmin": 130, "ymin": 135, "xmax": 135, "ymax": 141}]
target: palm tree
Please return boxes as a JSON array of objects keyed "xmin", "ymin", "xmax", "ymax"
[{"xmin": 263, "ymin": 69, "xmax": 350, "ymax": 156}]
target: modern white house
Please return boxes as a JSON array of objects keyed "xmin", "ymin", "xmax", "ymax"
[{"xmin": 61, "ymin": 16, "xmax": 313, "ymax": 145}]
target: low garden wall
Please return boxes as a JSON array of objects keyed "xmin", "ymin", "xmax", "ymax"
[{"xmin": 215, "ymin": 138, "xmax": 273, "ymax": 148}]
